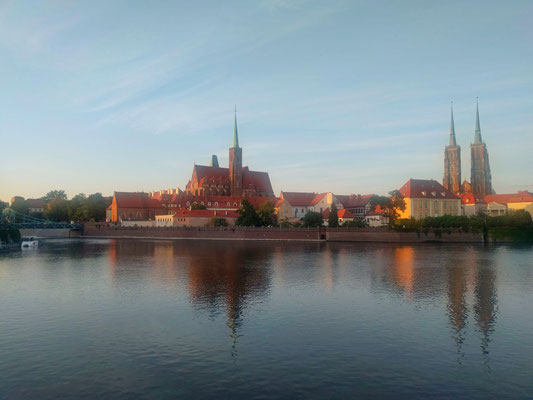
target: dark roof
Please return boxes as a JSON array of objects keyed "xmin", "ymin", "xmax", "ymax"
[
  {"xmin": 485, "ymin": 191, "xmax": 533, "ymax": 204},
  {"xmin": 114, "ymin": 192, "xmax": 163, "ymax": 208},
  {"xmin": 399, "ymin": 179, "xmax": 459, "ymax": 200},
  {"xmin": 336, "ymin": 194, "xmax": 373, "ymax": 208},
  {"xmin": 280, "ymin": 192, "xmax": 327, "ymax": 206}
]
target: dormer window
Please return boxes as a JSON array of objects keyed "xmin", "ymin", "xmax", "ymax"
[
  {"xmin": 441, "ymin": 192, "xmax": 445, "ymax": 197},
  {"xmin": 208, "ymin": 202, "xmax": 211, "ymax": 206},
  {"xmin": 421, "ymin": 191, "xmax": 426, "ymax": 196},
  {"xmin": 431, "ymin": 191, "xmax": 436, "ymax": 197}
]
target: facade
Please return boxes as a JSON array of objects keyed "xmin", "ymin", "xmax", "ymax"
[
  {"xmin": 398, "ymin": 179, "xmax": 461, "ymax": 220},
  {"xmin": 443, "ymin": 105, "xmax": 461, "ymax": 193},
  {"xmin": 276, "ymin": 192, "xmax": 343, "ymax": 222},
  {"xmin": 155, "ymin": 209, "xmax": 239, "ymax": 227},
  {"xmin": 185, "ymin": 111, "xmax": 274, "ymax": 198},
  {"xmin": 460, "ymin": 193, "xmax": 487, "ymax": 217},
  {"xmin": 470, "ymin": 102, "xmax": 493, "ymax": 199},
  {"xmin": 110, "ymin": 192, "xmax": 164, "ymax": 222},
  {"xmin": 484, "ymin": 191, "xmax": 533, "ymax": 215},
  {"xmin": 336, "ymin": 194, "xmax": 374, "ymax": 220}
]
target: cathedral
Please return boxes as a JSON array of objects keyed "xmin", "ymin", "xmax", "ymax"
[
  {"xmin": 184, "ymin": 111, "xmax": 274, "ymax": 198},
  {"xmin": 443, "ymin": 101, "xmax": 493, "ymax": 200}
]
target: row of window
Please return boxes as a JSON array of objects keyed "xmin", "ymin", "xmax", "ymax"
[
  {"xmin": 416, "ymin": 200, "xmax": 458, "ymax": 210},
  {"xmin": 166, "ymin": 201, "xmax": 242, "ymax": 208}
]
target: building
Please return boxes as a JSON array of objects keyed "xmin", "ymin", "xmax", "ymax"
[
  {"xmin": 470, "ymin": 101, "xmax": 493, "ymax": 199},
  {"xmin": 155, "ymin": 209, "xmax": 239, "ymax": 227},
  {"xmin": 441, "ymin": 100, "xmax": 493, "ymax": 200},
  {"xmin": 484, "ymin": 191, "xmax": 533, "ymax": 215},
  {"xmin": 336, "ymin": 194, "xmax": 374, "ymax": 220},
  {"xmin": 443, "ymin": 104, "xmax": 461, "ymax": 193},
  {"xmin": 185, "ymin": 111, "xmax": 274, "ymax": 198},
  {"xmin": 110, "ymin": 192, "xmax": 164, "ymax": 222},
  {"xmin": 398, "ymin": 179, "xmax": 461, "ymax": 220},
  {"xmin": 460, "ymin": 193, "xmax": 487, "ymax": 217},
  {"xmin": 9, "ymin": 196, "xmax": 44, "ymax": 214},
  {"xmin": 276, "ymin": 192, "xmax": 342, "ymax": 222},
  {"xmin": 322, "ymin": 208, "xmax": 355, "ymax": 226}
]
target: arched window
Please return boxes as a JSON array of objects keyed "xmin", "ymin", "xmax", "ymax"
[
  {"xmin": 227, "ymin": 202, "xmax": 230, "ymax": 206},
  {"xmin": 215, "ymin": 202, "xmax": 218, "ymax": 206},
  {"xmin": 434, "ymin": 201, "xmax": 438, "ymax": 209}
]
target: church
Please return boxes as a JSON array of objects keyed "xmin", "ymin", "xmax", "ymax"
[
  {"xmin": 443, "ymin": 100, "xmax": 493, "ymax": 202},
  {"xmin": 184, "ymin": 111, "xmax": 274, "ymax": 198}
]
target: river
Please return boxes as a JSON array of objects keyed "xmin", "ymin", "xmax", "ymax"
[{"xmin": 1, "ymin": 239, "xmax": 532, "ymax": 399}]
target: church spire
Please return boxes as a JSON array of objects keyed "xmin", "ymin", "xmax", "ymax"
[
  {"xmin": 449, "ymin": 102, "xmax": 456, "ymax": 146},
  {"xmin": 233, "ymin": 105, "xmax": 239, "ymax": 148},
  {"xmin": 474, "ymin": 98, "xmax": 482, "ymax": 145}
]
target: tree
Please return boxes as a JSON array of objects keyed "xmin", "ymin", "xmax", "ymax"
[
  {"xmin": 43, "ymin": 190, "xmax": 67, "ymax": 204},
  {"xmin": 211, "ymin": 218, "xmax": 229, "ymax": 227},
  {"xmin": 301, "ymin": 211, "xmax": 323, "ymax": 227},
  {"xmin": 370, "ymin": 190, "xmax": 406, "ymax": 222},
  {"xmin": 258, "ymin": 200, "xmax": 276, "ymax": 226},
  {"xmin": 328, "ymin": 204, "xmax": 339, "ymax": 227},
  {"xmin": 235, "ymin": 199, "xmax": 261, "ymax": 227},
  {"xmin": 344, "ymin": 219, "xmax": 367, "ymax": 228},
  {"xmin": 44, "ymin": 198, "xmax": 69, "ymax": 222},
  {"xmin": 86, "ymin": 193, "xmax": 109, "ymax": 221},
  {"xmin": 191, "ymin": 202, "xmax": 207, "ymax": 210},
  {"xmin": 72, "ymin": 205, "xmax": 91, "ymax": 222},
  {"xmin": 10, "ymin": 200, "xmax": 29, "ymax": 216},
  {"xmin": 0, "ymin": 200, "xmax": 9, "ymax": 213}
]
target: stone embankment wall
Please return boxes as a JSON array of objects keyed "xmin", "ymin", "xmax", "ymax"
[
  {"xmin": 83, "ymin": 224, "xmax": 484, "ymax": 243},
  {"xmin": 20, "ymin": 229, "xmax": 82, "ymax": 238}
]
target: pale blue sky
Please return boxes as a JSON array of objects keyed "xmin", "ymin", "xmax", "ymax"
[{"xmin": 1, "ymin": 0, "xmax": 532, "ymax": 201}]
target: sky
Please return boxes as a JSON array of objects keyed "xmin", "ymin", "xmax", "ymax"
[{"xmin": 1, "ymin": 0, "xmax": 532, "ymax": 201}]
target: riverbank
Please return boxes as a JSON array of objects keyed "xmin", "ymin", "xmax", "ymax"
[{"xmin": 82, "ymin": 224, "xmax": 486, "ymax": 243}]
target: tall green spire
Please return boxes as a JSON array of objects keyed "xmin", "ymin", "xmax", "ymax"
[
  {"xmin": 233, "ymin": 105, "xmax": 239, "ymax": 148},
  {"xmin": 474, "ymin": 98, "xmax": 482, "ymax": 145},
  {"xmin": 449, "ymin": 102, "xmax": 456, "ymax": 146}
]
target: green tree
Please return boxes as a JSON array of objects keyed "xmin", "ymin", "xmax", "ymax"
[
  {"xmin": 235, "ymin": 199, "xmax": 261, "ymax": 227},
  {"xmin": 72, "ymin": 205, "xmax": 91, "ymax": 222},
  {"xmin": 301, "ymin": 211, "xmax": 323, "ymax": 227},
  {"xmin": 370, "ymin": 190, "xmax": 406, "ymax": 222},
  {"xmin": 44, "ymin": 198, "xmax": 69, "ymax": 222},
  {"xmin": 258, "ymin": 200, "xmax": 276, "ymax": 226},
  {"xmin": 191, "ymin": 202, "xmax": 207, "ymax": 210},
  {"xmin": 10, "ymin": 200, "xmax": 29, "ymax": 216},
  {"xmin": 68, "ymin": 193, "xmax": 87, "ymax": 220},
  {"xmin": 43, "ymin": 190, "xmax": 67, "ymax": 204},
  {"xmin": 86, "ymin": 193, "xmax": 110, "ymax": 221},
  {"xmin": 328, "ymin": 204, "xmax": 339, "ymax": 227},
  {"xmin": 0, "ymin": 200, "xmax": 8, "ymax": 213},
  {"xmin": 211, "ymin": 218, "xmax": 229, "ymax": 227},
  {"xmin": 344, "ymin": 219, "xmax": 367, "ymax": 228}
]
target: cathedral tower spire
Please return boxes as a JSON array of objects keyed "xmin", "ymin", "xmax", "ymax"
[
  {"xmin": 229, "ymin": 106, "xmax": 243, "ymax": 197},
  {"xmin": 443, "ymin": 102, "xmax": 461, "ymax": 193},
  {"xmin": 470, "ymin": 99, "xmax": 493, "ymax": 198},
  {"xmin": 474, "ymin": 98, "xmax": 482, "ymax": 145},
  {"xmin": 449, "ymin": 102, "xmax": 456, "ymax": 146}
]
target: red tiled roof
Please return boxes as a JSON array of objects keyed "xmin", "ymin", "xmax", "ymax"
[
  {"xmin": 484, "ymin": 191, "xmax": 533, "ymax": 204},
  {"xmin": 336, "ymin": 194, "xmax": 373, "ymax": 208},
  {"xmin": 322, "ymin": 208, "xmax": 354, "ymax": 219},
  {"xmin": 114, "ymin": 192, "xmax": 164, "ymax": 209},
  {"xmin": 192, "ymin": 165, "xmax": 274, "ymax": 196},
  {"xmin": 281, "ymin": 191, "xmax": 326, "ymax": 206},
  {"xmin": 367, "ymin": 205, "xmax": 386, "ymax": 216},
  {"xmin": 399, "ymin": 179, "xmax": 459, "ymax": 200}
]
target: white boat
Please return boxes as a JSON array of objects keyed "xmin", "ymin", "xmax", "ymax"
[{"xmin": 21, "ymin": 237, "xmax": 38, "ymax": 249}]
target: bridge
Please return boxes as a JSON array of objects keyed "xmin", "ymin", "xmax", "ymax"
[{"xmin": 0, "ymin": 210, "xmax": 83, "ymax": 230}]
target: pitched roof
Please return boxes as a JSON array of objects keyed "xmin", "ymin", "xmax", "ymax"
[
  {"xmin": 114, "ymin": 192, "xmax": 164, "ymax": 208},
  {"xmin": 336, "ymin": 194, "xmax": 373, "ymax": 208},
  {"xmin": 398, "ymin": 179, "xmax": 459, "ymax": 200},
  {"xmin": 153, "ymin": 193, "xmax": 278, "ymax": 209},
  {"xmin": 484, "ymin": 191, "xmax": 533, "ymax": 204},
  {"xmin": 26, "ymin": 198, "xmax": 44, "ymax": 208},
  {"xmin": 281, "ymin": 192, "xmax": 319, "ymax": 206},
  {"xmin": 322, "ymin": 208, "xmax": 355, "ymax": 219},
  {"xmin": 191, "ymin": 165, "xmax": 274, "ymax": 196}
]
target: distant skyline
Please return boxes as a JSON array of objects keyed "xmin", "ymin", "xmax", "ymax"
[{"xmin": 1, "ymin": 0, "xmax": 532, "ymax": 201}]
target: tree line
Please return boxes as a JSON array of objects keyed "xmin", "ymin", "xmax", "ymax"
[{"xmin": 8, "ymin": 190, "xmax": 111, "ymax": 223}]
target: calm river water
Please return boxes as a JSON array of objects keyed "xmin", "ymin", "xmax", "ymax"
[{"xmin": 1, "ymin": 239, "xmax": 532, "ymax": 399}]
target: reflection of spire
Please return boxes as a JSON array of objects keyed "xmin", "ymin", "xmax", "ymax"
[
  {"xmin": 446, "ymin": 262, "xmax": 468, "ymax": 364},
  {"xmin": 474, "ymin": 263, "xmax": 498, "ymax": 369}
]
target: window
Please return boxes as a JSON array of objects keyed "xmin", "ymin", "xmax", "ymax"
[
  {"xmin": 431, "ymin": 191, "xmax": 436, "ymax": 197},
  {"xmin": 186, "ymin": 202, "xmax": 190, "ymax": 206},
  {"xmin": 421, "ymin": 191, "xmax": 426, "ymax": 196},
  {"xmin": 444, "ymin": 201, "xmax": 447, "ymax": 210},
  {"xmin": 208, "ymin": 202, "xmax": 211, "ymax": 206},
  {"xmin": 419, "ymin": 212, "xmax": 423, "ymax": 219},
  {"xmin": 233, "ymin": 202, "xmax": 238, "ymax": 206},
  {"xmin": 302, "ymin": 208, "xmax": 304, "ymax": 213},
  {"xmin": 227, "ymin": 202, "xmax": 231, "ymax": 206},
  {"xmin": 424, "ymin": 200, "xmax": 428, "ymax": 208},
  {"xmin": 419, "ymin": 200, "xmax": 423, "ymax": 208},
  {"xmin": 434, "ymin": 201, "xmax": 438, "ymax": 210},
  {"xmin": 425, "ymin": 212, "xmax": 428, "ymax": 218},
  {"xmin": 215, "ymin": 202, "xmax": 218, "ymax": 206}
]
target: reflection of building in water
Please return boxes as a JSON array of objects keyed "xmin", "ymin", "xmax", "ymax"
[
  {"xmin": 393, "ymin": 247, "xmax": 415, "ymax": 296},
  {"xmin": 446, "ymin": 258, "xmax": 469, "ymax": 362},
  {"xmin": 185, "ymin": 243, "xmax": 272, "ymax": 353},
  {"xmin": 474, "ymin": 261, "xmax": 498, "ymax": 362}
]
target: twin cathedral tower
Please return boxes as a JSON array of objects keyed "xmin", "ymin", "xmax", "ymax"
[{"xmin": 443, "ymin": 100, "xmax": 493, "ymax": 199}]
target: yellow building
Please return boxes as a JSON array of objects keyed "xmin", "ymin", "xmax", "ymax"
[
  {"xmin": 484, "ymin": 191, "xmax": 533, "ymax": 216},
  {"xmin": 398, "ymin": 179, "xmax": 461, "ymax": 220}
]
